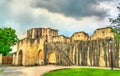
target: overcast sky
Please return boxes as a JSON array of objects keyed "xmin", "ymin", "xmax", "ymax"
[{"xmin": 0, "ymin": 0, "xmax": 119, "ymax": 38}]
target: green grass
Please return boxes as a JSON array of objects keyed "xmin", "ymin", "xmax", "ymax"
[
  {"xmin": 0, "ymin": 69, "xmax": 3, "ymax": 73},
  {"xmin": 43, "ymin": 68, "xmax": 120, "ymax": 76}
]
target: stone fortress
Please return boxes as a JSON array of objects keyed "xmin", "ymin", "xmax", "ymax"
[{"xmin": 12, "ymin": 27, "xmax": 120, "ymax": 68}]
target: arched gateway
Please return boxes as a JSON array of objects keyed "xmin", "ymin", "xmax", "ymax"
[
  {"xmin": 48, "ymin": 52, "xmax": 56, "ymax": 64},
  {"xmin": 38, "ymin": 50, "xmax": 44, "ymax": 65},
  {"xmin": 18, "ymin": 50, "xmax": 23, "ymax": 65}
]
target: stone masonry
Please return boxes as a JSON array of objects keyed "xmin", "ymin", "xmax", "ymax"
[{"xmin": 12, "ymin": 27, "xmax": 120, "ymax": 68}]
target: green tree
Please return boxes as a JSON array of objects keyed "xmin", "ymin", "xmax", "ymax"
[
  {"xmin": 109, "ymin": 4, "xmax": 120, "ymax": 68},
  {"xmin": 0, "ymin": 27, "xmax": 18, "ymax": 55},
  {"xmin": 110, "ymin": 4, "xmax": 120, "ymax": 41}
]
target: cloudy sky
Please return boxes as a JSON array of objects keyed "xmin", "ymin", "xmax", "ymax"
[{"xmin": 0, "ymin": 0, "xmax": 119, "ymax": 38}]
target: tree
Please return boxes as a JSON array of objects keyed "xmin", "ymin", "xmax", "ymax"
[
  {"xmin": 0, "ymin": 27, "xmax": 18, "ymax": 55},
  {"xmin": 110, "ymin": 3, "xmax": 120, "ymax": 41},
  {"xmin": 109, "ymin": 4, "xmax": 120, "ymax": 68}
]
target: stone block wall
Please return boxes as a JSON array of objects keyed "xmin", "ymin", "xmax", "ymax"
[
  {"xmin": 0, "ymin": 54, "xmax": 2, "ymax": 65},
  {"xmin": 44, "ymin": 38, "xmax": 119, "ymax": 68},
  {"xmin": 52, "ymin": 35, "xmax": 70, "ymax": 43},
  {"xmin": 2, "ymin": 56, "xmax": 13, "ymax": 64},
  {"xmin": 15, "ymin": 27, "xmax": 120, "ymax": 68},
  {"xmin": 44, "ymin": 42, "xmax": 73, "ymax": 66},
  {"xmin": 71, "ymin": 32, "xmax": 89, "ymax": 42},
  {"xmin": 12, "ymin": 54, "xmax": 16, "ymax": 65},
  {"xmin": 27, "ymin": 28, "xmax": 58, "ymax": 42},
  {"xmin": 16, "ymin": 38, "xmax": 45, "ymax": 66}
]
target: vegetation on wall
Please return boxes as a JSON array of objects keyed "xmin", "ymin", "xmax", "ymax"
[
  {"xmin": 110, "ymin": 4, "xmax": 120, "ymax": 41},
  {"xmin": 0, "ymin": 27, "xmax": 18, "ymax": 55}
]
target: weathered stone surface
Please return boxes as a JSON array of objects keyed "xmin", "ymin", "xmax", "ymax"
[
  {"xmin": 12, "ymin": 54, "xmax": 16, "ymax": 65},
  {"xmin": 0, "ymin": 54, "xmax": 2, "ymax": 65},
  {"xmin": 13, "ymin": 27, "xmax": 120, "ymax": 68}
]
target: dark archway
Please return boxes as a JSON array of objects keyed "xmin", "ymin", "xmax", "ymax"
[
  {"xmin": 18, "ymin": 50, "xmax": 23, "ymax": 65},
  {"xmin": 38, "ymin": 50, "xmax": 44, "ymax": 65}
]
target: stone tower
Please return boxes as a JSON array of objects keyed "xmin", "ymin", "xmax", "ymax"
[{"xmin": 13, "ymin": 27, "xmax": 120, "ymax": 68}]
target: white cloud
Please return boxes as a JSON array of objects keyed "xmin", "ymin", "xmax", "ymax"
[
  {"xmin": 98, "ymin": 1, "xmax": 119, "ymax": 17},
  {"xmin": 0, "ymin": 0, "xmax": 118, "ymax": 37}
]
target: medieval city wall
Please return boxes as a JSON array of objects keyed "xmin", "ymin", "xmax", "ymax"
[{"xmin": 14, "ymin": 27, "xmax": 120, "ymax": 67}]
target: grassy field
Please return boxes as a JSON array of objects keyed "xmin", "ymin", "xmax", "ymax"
[{"xmin": 43, "ymin": 68, "xmax": 120, "ymax": 76}]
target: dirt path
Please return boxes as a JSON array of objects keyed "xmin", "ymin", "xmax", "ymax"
[
  {"xmin": 0, "ymin": 65, "xmax": 72, "ymax": 76},
  {"xmin": 19, "ymin": 65, "xmax": 70, "ymax": 76},
  {"xmin": 0, "ymin": 65, "xmax": 119, "ymax": 76}
]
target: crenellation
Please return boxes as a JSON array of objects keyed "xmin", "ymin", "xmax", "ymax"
[
  {"xmin": 90, "ymin": 27, "xmax": 114, "ymax": 40},
  {"xmin": 71, "ymin": 32, "xmax": 89, "ymax": 42},
  {"xmin": 12, "ymin": 26, "xmax": 120, "ymax": 67},
  {"xmin": 52, "ymin": 35, "xmax": 70, "ymax": 43}
]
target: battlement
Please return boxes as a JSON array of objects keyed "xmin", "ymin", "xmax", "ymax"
[
  {"xmin": 27, "ymin": 28, "xmax": 58, "ymax": 39},
  {"xmin": 23, "ymin": 27, "xmax": 114, "ymax": 42},
  {"xmin": 71, "ymin": 31, "xmax": 89, "ymax": 42},
  {"xmin": 53, "ymin": 35, "xmax": 70, "ymax": 43},
  {"xmin": 90, "ymin": 27, "xmax": 114, "ymax": 40}
]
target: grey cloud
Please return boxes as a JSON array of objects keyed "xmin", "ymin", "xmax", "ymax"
[
  {"xmin": 0, "ymin": 0, "xmax": 53, "ymax": 34},
  {"xmin": 0, "ymin": 0, "xmax": 115, "ymax": 37},
  {"xmin": 31, "ymin": 0, "xmax": 112, "ymax": 19}
]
